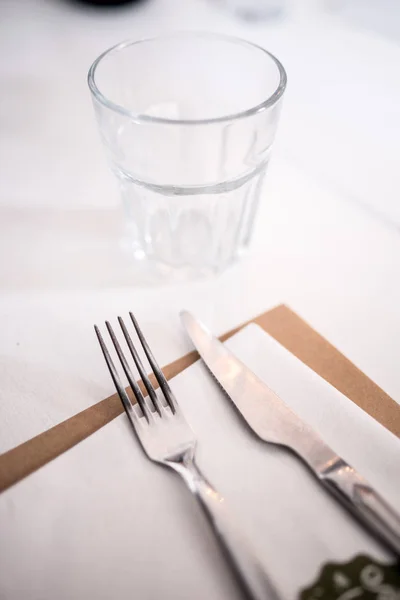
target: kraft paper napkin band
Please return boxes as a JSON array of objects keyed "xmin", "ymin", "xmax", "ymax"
[{"xmin": 0, "ymin": 304, "xmax": 399, "ymax": 494}]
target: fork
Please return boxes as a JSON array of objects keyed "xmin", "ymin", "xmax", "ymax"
[{"xmin": 95, "ymin": 313, "xmax": 280, "ymax": 600}]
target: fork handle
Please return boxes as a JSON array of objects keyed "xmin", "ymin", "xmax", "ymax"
[{"xmin": 170, "ymin": 457, "xmax": 280, "ymax": 600}]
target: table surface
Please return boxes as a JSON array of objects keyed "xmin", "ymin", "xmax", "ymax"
[{"xmin": 1, "ymin": 0, "xmax": 400, "ymax": 454}]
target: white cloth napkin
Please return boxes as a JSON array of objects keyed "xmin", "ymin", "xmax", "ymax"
[{"xmin": 0, "ymin": 324, "xmax": 399, "ymax": 600}]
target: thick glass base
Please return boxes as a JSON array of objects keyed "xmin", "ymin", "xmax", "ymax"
[{"xmin": 118, "ymin": 162, "xmax": 267, "ymax": 278}]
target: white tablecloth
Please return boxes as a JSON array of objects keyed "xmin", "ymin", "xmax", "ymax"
[{"xmin": 0, "ymin": 0, "xmax": 400, "ymax": 454}]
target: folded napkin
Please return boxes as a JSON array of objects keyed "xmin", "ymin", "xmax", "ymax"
[{"xmin": 0, "ymin": 324, "xmax": 399, "ymax": 599}]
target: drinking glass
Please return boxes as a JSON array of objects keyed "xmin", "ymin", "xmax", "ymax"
[{"xmin": 88, "ymin": 33, "xmax": 286, "ymax": 275}]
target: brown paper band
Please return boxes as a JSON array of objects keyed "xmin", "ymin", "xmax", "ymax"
[{"xmin": 0, "ymin": 305, "xmax": 398, "ymax": 494}]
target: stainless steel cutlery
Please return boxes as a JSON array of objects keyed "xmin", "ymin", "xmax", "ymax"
[
  {"xmin": 95, "ymin": 308, "xmax": 399, "ymax": 600},
  {"xmin": 95, "ymin": 313, "xmax": 280, "ymax": 600},
  {"xmin": 181, "ymin": 311, "xmax": 400, "ymax": 558}
]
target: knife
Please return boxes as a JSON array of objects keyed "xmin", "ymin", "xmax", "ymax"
[{"xmin": 181, "ymin": 311, "xmax": 400, "ymax": 558}]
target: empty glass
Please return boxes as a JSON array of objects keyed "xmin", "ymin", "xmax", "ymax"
[{"xmin": 88, "ymin": 33, "xmax": 286, "ymax": 276}]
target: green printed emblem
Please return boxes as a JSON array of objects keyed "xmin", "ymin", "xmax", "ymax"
[{"xmin": 300, "ymin": 555, "xmax": 400, "ymax": 599}]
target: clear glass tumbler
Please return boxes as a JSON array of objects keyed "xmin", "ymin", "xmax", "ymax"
[{"xmin": 88, "ymin": 33, "xmax": 286, "ymax": 275}]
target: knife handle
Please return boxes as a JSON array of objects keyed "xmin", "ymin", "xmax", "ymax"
[
  {"xmin": 320, "ymin": 458, "xmax": 400, "ymax": 557},
  {"xmin": 171, "ymin": 457, "xmax": 281, "ymax": 600}
]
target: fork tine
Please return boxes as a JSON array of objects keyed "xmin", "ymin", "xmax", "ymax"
[
  {"xmin": 105, "ymin": 321, "xmax": 152, "ymax": 423},
  {"xmin": 118, "ymin": 317, "xmax": 163, "ymax": 417},
  {"xmin": 94, "ymin": 325, "xmax": 139, "ymax": 427},
  {"xmin": 129, "ymin": 312, "xmax": 177, "ymax": 413}
]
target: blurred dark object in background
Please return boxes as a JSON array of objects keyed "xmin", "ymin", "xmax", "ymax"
[{"xmin": 73, "ymin": 0, "xmax": 146, "ymax": 6}]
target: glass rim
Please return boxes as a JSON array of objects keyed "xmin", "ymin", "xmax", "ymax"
[{"xmin": 87, "ymin": 32, "xmax": 287, "ymax": 126}]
